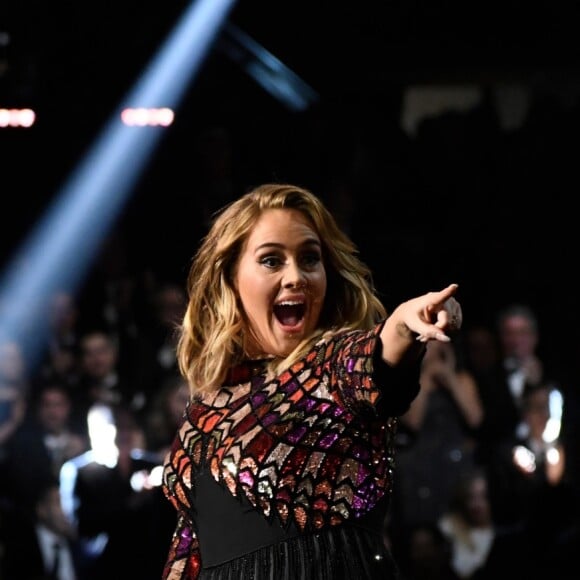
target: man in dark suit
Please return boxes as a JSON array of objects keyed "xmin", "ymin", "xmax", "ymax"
[{"xmin": 1, "ymin": 478, "xmax": 79, "ymax": 580}]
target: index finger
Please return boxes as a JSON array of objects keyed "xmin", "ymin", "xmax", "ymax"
[
  {"xmin": 433, "ymin": 283, "xmax": 459, "ymax": 304},
  {"xmin": 424, "ymin": 284, "xmax": 459, "ymax": 319}
]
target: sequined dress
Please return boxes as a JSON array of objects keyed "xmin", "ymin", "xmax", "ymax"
[{"xmin": 161, "ymin": 322, "xmax": 421, "ymax": 579}]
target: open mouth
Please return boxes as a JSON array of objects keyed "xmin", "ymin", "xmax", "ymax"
[{"xmin": 274, "ymin": 301, "xmax": 305, "ymax": 328}]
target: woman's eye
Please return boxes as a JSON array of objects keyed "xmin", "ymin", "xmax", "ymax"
[
  {"xmin": 301, "ymin": 253, "xmax": 321, "ymax": 268},
  {"xmin": 260, "ymin": 256, "xmax": 282, "ymax": 268},
  {"xmin": 259, "ymin": 252, "xmax": 321, "ymax": 269}
]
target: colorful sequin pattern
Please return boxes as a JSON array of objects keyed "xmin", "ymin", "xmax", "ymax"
[{"xmin": 162, "ymin": 323, "xmax": 402, "ymax": 577}]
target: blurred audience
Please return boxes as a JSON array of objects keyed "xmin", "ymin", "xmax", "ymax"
[
  {"xmin": 0, "ymin": 376, "xmax": 27, "ymax": 462},
  {"xmin": 475, "ymin": 304, "xmax": 553, "ymax": 465},
  {"xmin": 60, "ymin": 403, "xmax": 172, "ymax": 579},
  {"xmin": 129, "ymin": 281, "xmax": 186, "ymax": 408},
  {"xmin": 35, "ymin": 289, "xmax": 84, "ymax": 393},
  {"xmin": 461, "ymin": 324, "xmax": 501, "ymax": 392},
  {"xmin": 1, "ymin": 477, "xmax": 79, "ymax": 580},
  {"xmin": 486, "ymin": 381, "xmax": 570, "ymax": 538},
  {"xmin": 142, "ymin": 372, "xmax": 189, "ymax": 461},
  {"xmin": 1, "ymin": 382, "xmax": 88, "ymax": 512},
  {"xmin": 437, "ymin": 467, "xmax": 528, "ymax": 579},
  {"xmin": 393, "ymin": 521, "xmax": 459, "ymax": 580},
  {"xmin": 391, "ymin": 340, "xmax": 484, "ymax": 530},
  {"xmin": 70, "ymin": 329, "xmax": 144, "ymax": 436}
]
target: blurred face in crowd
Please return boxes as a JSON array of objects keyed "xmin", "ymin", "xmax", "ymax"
[
  {"xmin": 49, "ymin": 290, "xmax": 78, "ymax": 331},
  {"xmin": 38, "ymin": 386, "xmax": 71, "ymax": 434},
  {"xmin": 499, "ymin": 314, "xmax": 538, "ymax": 361},
  {"xmin": 80, "ymin": 332, "xmax": 117, "ymax": 378},
  {"xmin": 463, "ymin": 474, "xmax": 492, "ymax": 528},
  {"xmin": 235, "ymin": 208, "xmax": 327, "ymax": 358}
]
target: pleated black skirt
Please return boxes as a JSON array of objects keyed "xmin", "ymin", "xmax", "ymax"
[{"xmin": 198, "ymin": 525, "xmax": 399, "ymax": 580}]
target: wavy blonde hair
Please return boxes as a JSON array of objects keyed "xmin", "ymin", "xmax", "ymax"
[{"xmin": 177, "ymin": 183, "xmax": 387, "ymax": 395}]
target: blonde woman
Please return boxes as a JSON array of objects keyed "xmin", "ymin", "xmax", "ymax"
[{"xmin": 161, "ymin": 183, "xmax": 462, "ymax": 579}]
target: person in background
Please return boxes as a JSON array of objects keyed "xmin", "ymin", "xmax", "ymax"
[
  {"xmin": 35, "ymin": 289, "xmax": 84, "ymax": 393},
  {"xmin": 0, "ymin": 338, "xmax": 31, "ymax": 476},
  {"xmin": 391, "ymin": 339, "xmax": 483, "ymax": 531},
  {"xmin": 60, "ymin": 402, "xmax": 170, "ymax": 579},
  {"xmin": 142, "ymin": 372, "xmax": 190, "ymax": 462},
  {"xmin": 0, "ymin": 337, "xmax": 30, "ymax": 390},
  {"xmin": 160, "ymin": 183, "xmax": 463, "ymax": 579},
  {"xmin": 1, "ymin": 382, "xmax": 88, "ymax": 509},
  {"xmin": 393, "ymin": 521, "xmax": 459, "ymax": 580},
  {"xmin": 437, "ymin": 467, "xmax": 528, "ymax": 579},
  {"xmin": 0, "ymin": 376, "xmax": 27, "ymax": 462},
  {"xmin": 486, "ymin": 381, "xmax": 566, "ymax": 528},
  {"xmin": 461, "ymin": 324, "xmax": 501, "ymax": 396},
  {"xmin": 70, "ymin": 330, "xmax": 144, "ymax": 436},
  {"xmin": 1, "ymin": 477, "xmax": 79, "ymax": 580},
  {"xmin": 497, "ymin": 305, "xmax": 543, "ymax": 390},
  {"xmin": 485, "ymin": 380, "xmax": 576, "ymax": 578},
  {"xmin": 129, "ymin": 282, "xmax": 187, "ymax": 407},
  {"xmin": 475, "ymin": 304, "xmax": 551, "ymax": 465}
]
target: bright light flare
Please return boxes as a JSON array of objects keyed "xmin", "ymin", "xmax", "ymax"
[
  {"xmin": 0, "ymin": 108, "xmax": 36, "ymax": 127},
  {"xmin": 513, "ymin": 444, "xmax": 536, "ymax": 473},
  {"xmin": 543, "ymin": 388, "xmax": 563, "ymax": 443},
  {"xmin": 121, "ymin": 107, "xmax": 175, "ymax": 126}
]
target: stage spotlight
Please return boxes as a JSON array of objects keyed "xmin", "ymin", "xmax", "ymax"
[
  {"xmin": 0, "ymin": 108, "xmax": 36, "ymax": 127},
  {"xmin": 0, "ymin": 0, "xmax": 238, "ymax": 373},
  {"xmin": 120, "ymin": 107, "xmax": 175, "ymax": 127}
]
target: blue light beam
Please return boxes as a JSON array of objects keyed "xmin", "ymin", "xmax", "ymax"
[{"xmin": 0, "ymin": 0, "xmax": 238, "ymax": 370}]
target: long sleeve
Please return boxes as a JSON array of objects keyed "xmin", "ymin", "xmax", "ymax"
[
  {"xmin": 162, "ymin": 514, "xmax": 201, "ymax": 580},
  {"xmin": 329, "ymin": 322, "xmax": 422, "ymax": 418}
]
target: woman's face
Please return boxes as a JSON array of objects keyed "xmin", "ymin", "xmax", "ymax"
[{"xmin": 235, "ymin": 208, "xmax": 327, "ymax": 358}]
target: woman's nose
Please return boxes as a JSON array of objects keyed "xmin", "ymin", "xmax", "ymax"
[{"xmin": 283, "ymin": 262, "xmax": 307, "ymax": 289}]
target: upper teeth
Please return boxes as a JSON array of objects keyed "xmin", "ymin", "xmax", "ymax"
[{"xmin": 277, "ymin": 301, "xmax": 303, "ymax": 306}]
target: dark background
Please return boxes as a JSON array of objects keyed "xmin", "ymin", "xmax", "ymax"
[{"xmin": 2, "ymin": 0, "xmax": 580, "ymax": 376}]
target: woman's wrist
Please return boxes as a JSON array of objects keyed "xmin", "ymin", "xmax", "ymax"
[{"xmin": 381, "ymin": 316, "xmax": 425, "ymax": 365}]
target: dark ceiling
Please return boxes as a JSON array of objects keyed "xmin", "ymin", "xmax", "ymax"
[
  {"xmin": 3, "ymin": 1, "xmax": 580, "ymax": 106},
  {"xmin": 230, "ymin": 2, "xmax": 580, "ymax": 83},
  {"xmin": 2, "ymin": 1, "xmax": 579, "ymax": 218},
  {"xmin": 2, "ymin": 1, "xmax": 578, "ymax": 156},
  {"xmin": 2, "ymin": 1, "xmax": 579, "ymax": 238}
]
